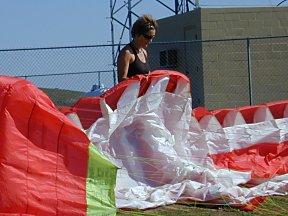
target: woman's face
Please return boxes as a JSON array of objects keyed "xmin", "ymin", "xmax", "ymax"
[{"xmin": 140, "ymin": 29, "xmax": 156, "ymax": 48}]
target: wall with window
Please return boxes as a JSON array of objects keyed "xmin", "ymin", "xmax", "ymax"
[{"xmin": 149, "ymin": 7, "xmax": 288, "ymax": 109}]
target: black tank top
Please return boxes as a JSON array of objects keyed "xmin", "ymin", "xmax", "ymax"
[{"xmin": 127, "ymin": 42, "xmax": 150, "ymax": 78}]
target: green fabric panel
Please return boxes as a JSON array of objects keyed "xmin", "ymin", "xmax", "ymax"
[{"xmin": 86, "ymin": 143, "xmax": 117, "ymax": 216}]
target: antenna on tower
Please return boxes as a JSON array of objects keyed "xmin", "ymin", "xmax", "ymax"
[{"xmin": 109, "ymin": 0, "xmax": 199, "ymax": 85}]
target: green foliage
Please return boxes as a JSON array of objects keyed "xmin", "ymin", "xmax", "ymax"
[{"xmin": 41, "ymin": 88, "xmax": 84, "ymax": 108}]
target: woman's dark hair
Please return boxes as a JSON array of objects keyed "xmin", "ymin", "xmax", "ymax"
[{"xmin": 131, "ymin": 14, "xmax": 158, "ymax": 38}]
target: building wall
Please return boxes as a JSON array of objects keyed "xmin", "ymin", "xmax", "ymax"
[
  {"xmin": 201, "ymin": 7, "xmax": 288, "ymax": 40},
  {"xmin": 150, "ymin": 7, "xmax": 288, "ymax": 110},
  {"xmin": 201, "ymin": 7, "xmax": 288, "ymax": 109},
  {"xmin": 149, "ymin": 9, "xmax": 204, "ymax": 107}
]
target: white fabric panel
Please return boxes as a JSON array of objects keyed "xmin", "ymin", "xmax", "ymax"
[
  {"xmin": 223, "ymin": 110, "xmax": 246, "ymax": 127},
  {"xmin": 253, "ymin": 106, "xmax": 274, "ymax": 123},
  {"xmin": 100, "ymin": 98, "xmax": 113, "ymax": 116},
  {"xmin": 199, "ymin": 115, "xmax": 222, "ymax": 132},
  {"xmin": 117, "ymin": 81, "xmax": 140, "ymax": 109},
  {"xmin": 275, "ymin": 118, "xmax": 288, "ymax": 142},
  {"xmin": 145, "ymin": 76, "xmax": 169, "ymax": 95},
  {"xmin": 284, "ymin": 104, "xmax": 288, "ymax": 117},
  {"xmin": 66, "ymin": 112, "xmax": 83, "ymax": 129},
  {"xmin": 174, "ymin": 77, "xmax": 191, "ymax": 98},
  {"xmin": 223, "ymin": 120, "xmax": 280, "ymax": 152}
]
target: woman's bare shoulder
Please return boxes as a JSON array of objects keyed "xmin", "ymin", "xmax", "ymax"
[
  {"xmin": 120, "ymin": 44, "xmax": 133, "ymax": 53},
  {"xmin": 118, "ymin": 45, "xmax": 134, "ymax": 60}
]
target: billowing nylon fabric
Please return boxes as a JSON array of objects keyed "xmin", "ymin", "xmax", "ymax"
[
  {"xmin": 77, "ymin": 70, "xmax": 288, "ymax": 210},
  {"xmin": 0, "ymin": 76, "xmax": 116, "ymax": 215}
]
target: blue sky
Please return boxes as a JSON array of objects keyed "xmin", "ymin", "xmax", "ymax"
[{"xmin": 0, "ymin": 0, "xmax": 287, "ymax": 49}]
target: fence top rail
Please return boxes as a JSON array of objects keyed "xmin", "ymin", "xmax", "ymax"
[
  {"xmin": 0, "ymin": 43, "xmax": 114, "ymax": 52},
  {"xmin": 1, "ymin": 35, "xmax": 288, "ymax": 52},
  {"xmin": 14, "ymin": 70, "xmax": 113, "ymax": 78},
  {"xmin": 152, "ymin": 35, "xmax": 288, "ymax": 45}
]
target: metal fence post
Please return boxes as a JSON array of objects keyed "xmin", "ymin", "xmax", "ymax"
[{"xmin": 247, "ymin": 37, "xmax": 253, "ymax": 106}]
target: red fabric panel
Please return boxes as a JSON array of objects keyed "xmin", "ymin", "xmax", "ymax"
[
  {"xmin": 209, "ymin": 141, "xmax": 288, "ymax": 179},
  {"xmin": 59, "ymin": 106, "xmax": 76, "ymax": 115},
  {"xmin": 72, "ymin": 97, "xmax": 103, "ymax": 130},
  {"xmin": 212, "ymin": 109, "xmax": 234, "ymax": 125},
  {"xmin": 239, "ymin": 196, "xmax": 268, "ymax": 211},
  {"xmin": 192, "ymin": 107, "xmax": 211, "ymax": 121},
  {"xmin": 138, "ymin": 76, "xmax": 151, "ymax": 97},
  {"xmin": 100, "ymin": 77, "xmax": 142, "ymax": 110},
  {"xmin": 0, "ymin": 76, "xmax": 88, "ymax": 215},
  {"xmin": 150, "ymin": 70, "xmax": 190, "ymax": 82},
  {"xmin": 265, "ymin": 100, "xmax": 288, "ymax": 119},
  {"xmin": 237, "ymin": 106, "xmax": 261, "ymax": 124}
]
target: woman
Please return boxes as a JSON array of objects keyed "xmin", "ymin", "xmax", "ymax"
[{"xmin": 117, "ymin": 14, "xmax": 158, "ymax": 82}]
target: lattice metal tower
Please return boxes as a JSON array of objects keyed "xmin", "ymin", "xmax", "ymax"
[
  {"xmin": 277, "ymin": 0, "xmax": 288, "ymax": 6},
  {"xmin": 109, "ymin": 0, "xmax": 199, "ymax": 84}
]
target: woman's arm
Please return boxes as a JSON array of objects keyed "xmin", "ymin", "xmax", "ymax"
[{"xmin": 117, "ymin": 49, "xmax": 131, "ymax": 82}]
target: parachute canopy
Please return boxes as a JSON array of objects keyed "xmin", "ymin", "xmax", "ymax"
[
  {"xmin": 67, "ymin": 70, "xmax": 288, "ymax": 210},
  {"xmin": 1, "ymin": 70, "xmax": 288, "ymax": 214}
]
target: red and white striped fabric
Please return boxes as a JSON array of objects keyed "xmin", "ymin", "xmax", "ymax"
[{"xmin": 69, "ymin": 70, "xmax": 288, "ymax": 210}]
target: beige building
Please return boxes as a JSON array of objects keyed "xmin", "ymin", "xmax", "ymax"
[{"xmin": 149, "ymin": 7, "xmax": 288, "ymax": 110}]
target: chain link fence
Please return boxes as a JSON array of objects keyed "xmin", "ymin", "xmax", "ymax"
[
  {"xmin": 1, "ymin": 35, "xmax": 288, "ymax": 110},
  {"xmin": 149, "ymin": 35, "xmax": 288, "ymax": 110}
]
